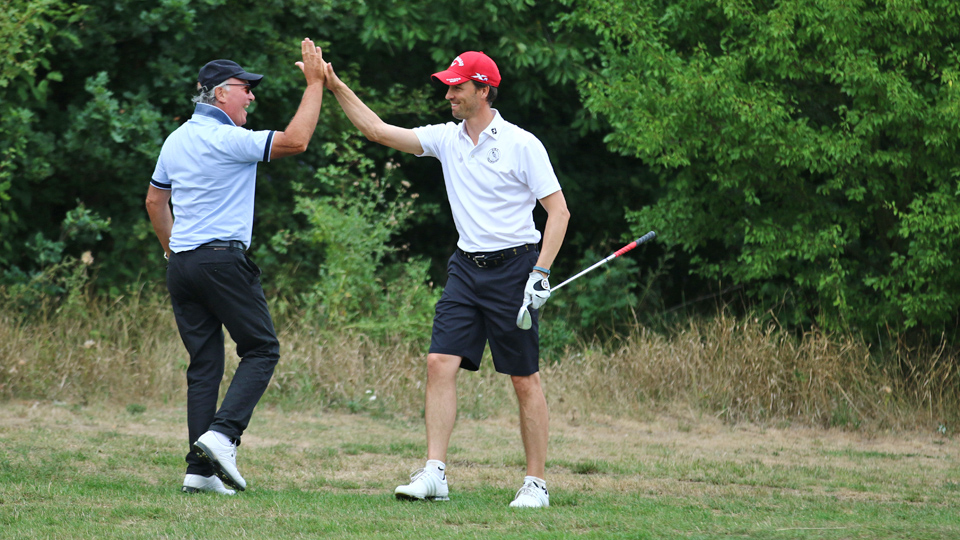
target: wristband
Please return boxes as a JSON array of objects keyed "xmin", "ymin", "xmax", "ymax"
[{"xmin": 533, "ymin": 266, "xmax": 550, "ymax": 276}]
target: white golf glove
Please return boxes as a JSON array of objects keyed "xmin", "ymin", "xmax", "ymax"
[{"xmin": 523, "ymin": 271, "xmax": 551, "ymax": 310}]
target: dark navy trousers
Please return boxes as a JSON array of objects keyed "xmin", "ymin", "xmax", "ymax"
[{"xmin": 166, "ymin": 245, "xmax": 279, "ymax": 476}]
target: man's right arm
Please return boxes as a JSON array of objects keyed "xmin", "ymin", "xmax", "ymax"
[
  {"xmin": 271, "ymin": 38, "xmax": 327, "ymax": 159},
  {"xmin": 323, "ymin": 62, "xmax": 424, "ymax": 155}
]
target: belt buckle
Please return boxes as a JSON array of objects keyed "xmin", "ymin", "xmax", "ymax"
[
  {"xmin": 478, "ymin": 254, "xmax": 504, "ymax": 268},
  {"xmin": 473, "ymin": 254, "xmax": 489, "ymax": 268}
]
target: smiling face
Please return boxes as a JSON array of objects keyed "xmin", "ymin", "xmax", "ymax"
[
  {"xmin": 215, "ymin": 77, "xmax": 255, "ymax": 126},
  {"xmin": 444, "ymin": 82, "xmax": 487, "ymax": 120}
]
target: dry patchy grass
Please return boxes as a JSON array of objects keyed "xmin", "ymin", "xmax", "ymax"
[
  {"xmin": 0, "ymin": 400, "xmax": 956, "ymax": 504},
  {"xmin": 2, "ymin": 400, "xmax": 959, "ymax": 539},
  {"xmin": 0, "ymin": 292, "xmax": 958, "ymax": 433}
]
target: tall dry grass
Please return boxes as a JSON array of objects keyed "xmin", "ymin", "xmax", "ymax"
[
  {"xmin": 1, "ymin": 291, "xmax": 957, "ymax": 430},
  {"xmin": 0, "ymin": 287, "xmax": 185, "ymax": 404},
  {"xmin": 544, "ymin": 313, "xmax": 947, "ymax": 429}
]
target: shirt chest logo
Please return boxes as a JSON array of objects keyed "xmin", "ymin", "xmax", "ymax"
[{"xmin": 487, "ymin": 148, "xmax": 501, "ymax": 163}]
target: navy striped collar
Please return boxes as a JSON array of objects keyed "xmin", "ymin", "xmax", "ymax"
[{"xmin": 193, "ymin": 103, "xmax": 235, "ymax": 126}]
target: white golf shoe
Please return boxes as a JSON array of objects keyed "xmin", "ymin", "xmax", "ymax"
[
  {"xmin": 509, "ymin": 477, "xmax": 549, "ymax": 508},
  {"xmin": 181, "ymin": 474, "xmax": 236, "ymax": 495},
  {"xmin": 395, "ymin": 467, "xmax": 449, "ymax": 501},
  {"xmin": 193, "ymin": 431, "xmax": 246, "ymax": 491}
]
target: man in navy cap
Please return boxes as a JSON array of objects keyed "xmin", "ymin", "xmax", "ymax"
[{"xmin": 145, "ymin": 39, "xmax": 327, "ymax": 495}]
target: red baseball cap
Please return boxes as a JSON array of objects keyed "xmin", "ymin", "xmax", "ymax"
[{"xmin": 432, "ymin": 51, "xmax": 501, "ymax": 88}]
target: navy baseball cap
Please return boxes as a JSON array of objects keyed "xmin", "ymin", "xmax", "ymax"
[{"xmin": 197, "ymin": 59, "xmax": 263, "ymax": 92}]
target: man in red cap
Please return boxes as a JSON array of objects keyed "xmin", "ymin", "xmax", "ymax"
[{"xmin": 323, "ymin": 51, "xmax": 569, "ymax": 508}]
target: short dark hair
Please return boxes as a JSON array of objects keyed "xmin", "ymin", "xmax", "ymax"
[{"xmin": 471, "ymin": 80, "xmax": 498, "ymax": 105}]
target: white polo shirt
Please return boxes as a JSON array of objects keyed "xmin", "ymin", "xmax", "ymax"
[
  {"xmin": 413, "ymin": 110, "xmax": 561, "ymax": 253},
  {"xmin": 151, "ymin": 104, "xmax": 274, "ymax": 252}
]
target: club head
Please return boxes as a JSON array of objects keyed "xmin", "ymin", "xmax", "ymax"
[{"xmin": 516, "ymin": 301, "xmax": 532, "ymax": 330}]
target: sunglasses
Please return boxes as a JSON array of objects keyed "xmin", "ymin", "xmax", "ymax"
[{"xmin": 222, "ymin": 83, "xmax": 253, "ymax": 94}]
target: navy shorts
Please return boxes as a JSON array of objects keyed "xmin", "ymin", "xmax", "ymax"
[{"xmin": 429, "ymin": 248, "xmax": 540, "ymax": 376}]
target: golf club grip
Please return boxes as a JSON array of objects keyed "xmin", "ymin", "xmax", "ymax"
[{"xmin": 612, "ymin": 231, "xmax": 657, "ymax": 258}]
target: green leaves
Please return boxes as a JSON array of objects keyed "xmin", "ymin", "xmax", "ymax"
[
  {"xmin": 0, "ymin": 0, "xmax": 84, "ymax": 94},
  {"xmin": 0, "ymin": 1, "xmax": 85, "ymax": 266},
  {"xmin": 12, "ymin": 0, "xmax": 960, "ymax": 339},
  {"xmin": 286, "ymin": 131, "xmax": 440, "ymax": 339},
  {"xmin": 575, "ymin": 0, "xmax": 960, "ymax": 334}
]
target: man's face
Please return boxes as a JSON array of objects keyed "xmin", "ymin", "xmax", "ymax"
[
  {"xmin": 444, "ymin": 82, "xmax": 486, "ymax": 120},
  {"xmin": 216, "ymin": 77, "xmax": 255, "ymax": 126}
]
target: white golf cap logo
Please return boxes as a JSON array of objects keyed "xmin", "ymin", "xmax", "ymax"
[
  {"xmin": 452, "ymin": 56, "xmax": 465, "ymax": 67},
  {"xmin": 474, "ymin": 73, "xmax": 488, "ymax": 82}
]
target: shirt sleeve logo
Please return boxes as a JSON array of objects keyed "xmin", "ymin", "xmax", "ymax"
[{"xmin": 487, "ymin": 148, "xmax": 501, "ymax": 163}]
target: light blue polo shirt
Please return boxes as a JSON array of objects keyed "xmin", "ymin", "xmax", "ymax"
[{"xmin": 151, "ymin": 103, "xmax": 275, "ymax": 252}]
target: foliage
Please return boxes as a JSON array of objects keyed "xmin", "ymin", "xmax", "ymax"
[
  {"xmin": 0, "ymin": 0, "xmax": 86, "ymax": 266},
  {"xmin": 542, "ymin": 248, "xmax": 643, "ymax": 340},
  {"xmin": 566, "ymin": 0, "xmax": 960, "ymax": 336},
  {"xmin": 12, "ymin": 0, "xmax": 960, "ymax": 344},
  {"xmin": 540, "ymin": 239, "xmax": 670, "ymax": 360},
  {"xmin": 0, "ymin": 202, "xmax": 109, "ymax": 317},
  {"xmin": 0, "ymin": 0, "xmax": 658, "ymax": 347},
  {"xmin": 287, "ymin": 132, "xmax": 441, "ymax": 341}
]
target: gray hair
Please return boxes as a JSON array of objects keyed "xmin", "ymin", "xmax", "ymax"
[{"xmin": 191, "ymin": 80, "xmax": 230, "ymax": 105}]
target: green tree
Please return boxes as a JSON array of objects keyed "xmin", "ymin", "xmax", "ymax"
[
  {"xmin": 568, "ymin": 0, "xmax": 960, "ymax": 335},
  {"xmin": 1, "ymin": 0, "xmax": 659, "ymax": 341},
  {"xmin": 0, "ymin": 0, "xmax": 86, "ymax": 266}
]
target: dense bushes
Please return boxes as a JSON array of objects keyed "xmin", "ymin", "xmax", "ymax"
[
  {"xmin": 567, "ymin": 0, "xmax": 960, "ymax": 337},
  {"xmin": 5, "ymin": 0, "xmax": 960, "ymax": 348}
]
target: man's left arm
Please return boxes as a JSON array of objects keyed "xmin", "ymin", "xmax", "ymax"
[
  {"xmin": 533, "ymin": 190, "xmax": 570, "ymax": 277},
  {"xmin": 145, "ymin": 185, "xmax": 173, "ymax": 259}
]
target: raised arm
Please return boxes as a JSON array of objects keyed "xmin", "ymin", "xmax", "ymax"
[
  {"xmin": 270, "ymin": 38, "xmax": 326, "ymax": 159},
  {"xmin": 323, "ymin": 62, "xmax": 424, "ymax": 155}
]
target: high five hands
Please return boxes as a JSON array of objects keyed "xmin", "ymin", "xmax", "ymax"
[{"xmin": 296, "ymin": 38, "xmax": 325, "ymax": 86}]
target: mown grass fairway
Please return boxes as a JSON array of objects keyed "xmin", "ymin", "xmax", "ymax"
[{"xmin": 1, "ymin": 401, "xmax": 958, "ymax": 539}]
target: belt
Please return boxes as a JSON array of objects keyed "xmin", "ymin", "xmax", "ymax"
[
  {"xmin": 198, "ymin": 240, "xmax": 246, "ymax": 250},
  {"xmin": 458, "ymin": 243, "xmax": 537, "ymax": 269}
]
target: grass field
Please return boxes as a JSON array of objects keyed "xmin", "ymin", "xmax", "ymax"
[{"xmin": 1, "ymin": 400, "xmax": 958, "ymax": 539}]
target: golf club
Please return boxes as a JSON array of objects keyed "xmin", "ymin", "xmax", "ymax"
[{"xmin": 516, "ymin": 231, "xmax": 657, "ymax": 330}]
